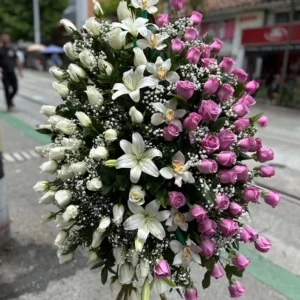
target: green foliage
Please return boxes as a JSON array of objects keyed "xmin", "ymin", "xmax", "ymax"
[
  {"xmin": 101, "ymin": 0, "xmax": 120, "ymax": 18},
  {"xmin": 225, "ymin": 264, "xmax": 244, "ymax": 282},
  {"xmin": 202, "ymin": 271, "xmax": 211, "ymax": 289}
]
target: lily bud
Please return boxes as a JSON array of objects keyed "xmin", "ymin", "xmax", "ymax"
[
  {"xmin": 40, "ymin": 160, "xmax": 58, "ymax": 174},
  {"xmin": 85, "ymin": 86, "xmax": 104, "ymax": 107},
  {"xmin": 40, "ymin": 105, "xmax": 56, "ymax": 117},
  {"xmin": 134, "ymin": 48, "xmax": 147, "ymax": 67},
  {"xmin": 89, "ymin": 146, "xmax": 109, "ymax": 160},
  {"xmin": 108, "ymin": 28, "xmax": 126, "ymax": 50},
  {"xmin": 53, "ymin": 82, "xmax": 69, "ymax": 98},
  {"xmin": 49, "ymin": 66, "xmax": 65, "ymax": 81},
  {"xmin": 91, "ymin": 230, "xmax": 103, "ymax": 248},
  {"xmin": 54, "ymin": 230, "xmax": 68, "ymax": 246},
  {"xmin": 56, "ymin": 119, "xmax": 77, "ymax": 135},
  {"xmin": 39, "ymin": 190, "xmax": 56, "ymax": 204},
  {"xmin": 49, "ymin": 147, "xmax": 65, "ymax": 161},
  {"xmin": 129, "ymin": 106, "xmax": 144, "ymax": 123},
  {"xmin": 87, "ymin": 177, "xmax": 102, "ymax": 191},
  {"xmin": 33, "ymin": 181, "xmax": 49, "ymax": 192},
  {"xmin": 104, "ymin": 129, "xmax": 118, "ymax": 142},
  {"xmin": 117, "ymin": 1, "xmax": 131, "ymax": 21},
  {"xmin": 84, "ymin": 17, "xmax": 101, "ymax": 36},
  {"xmin": 69, "ymin": 162, "xmax": 87, "ymax": 175},
  {"xmin": 75, "ymin": 111, "xmax": 92, "ymax": 127},
  {"xmin": 67, "ymin": 64, "xmax": 86, "ymax": 82},
  {"xmin": 119, "ymin": 263, "xmax": 135, "ymax": 285},
  {"xmin": 93, "ymin": 0, "xmax": 103, "ymax": 18},
  {"xmin": 79, "ymin": 49, "xmax": 96, "ymax": 69},
  {"xmin": 60, "ymin": 19, "xmax": 77, "ymax": 35},
  {"xmin": 63, "ymin": 42, "xmax": 78, "ymax": 60},
  {"xmin": 98, "ymin": 216, "xmax": 111, "ymax": 232},
  {"xmin": 113, "ymin": 204, "xmax": 125, "ymax": 226},
  {"xmin": 55, "ymin": 190, "xmax": 72, "ymax": 207},
  {"xmin": 58, "ymin": 164, "xmax": 74, "ymax": 181},
  {"xmin": 105, "ymin": 160, "xmax": 117, "ymax": 167},
  {"xmin": 135, "ymin": 237, "xmax": 145, "ymax": 252}
]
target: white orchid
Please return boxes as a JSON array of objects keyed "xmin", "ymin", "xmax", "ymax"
[
  {"xmin": 116, "ymin": 132, "xmax": 162, "ymax": 183},
  {"xmin": 123, "ymin": 200, "xmax": 170, "ymax": 242},
  {"xmin": 137, "ymin": 30, "xmax": 169, "ymax": 50},
  {"xmin": 147, "ymin": 57, "xmax": 179, "ymax": 83},
  {"xmin": 112, "ymin": 65, "xmax": 158, "ymax": 102},
  {"xmin": 166, "ymin": 207, "xmax": 193, "ymax": 232},
  {"xmin": 112, "ymin": 17, "xmax": 149, "ymax": 39},
  {"xmin": 170, "ymin": 240, "xmax": 201, "ymax": 267},
  {"xmin": 160, "ymin": 151, "xmax": 195, "ymax": 187},
  {"xmin": 151, "ymin": 99, "xmax": 186, "ymax": 131},
  {"xmin": 131, "ymin": 0, "xmax": 158, "ymax": 14}
]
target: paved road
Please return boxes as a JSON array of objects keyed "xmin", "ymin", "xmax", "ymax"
[{"xmin": 0, "ymin": 70, "xmax": 300, "ymax": 300}]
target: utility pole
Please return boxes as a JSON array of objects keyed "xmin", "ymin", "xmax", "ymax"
[{"xmin": 33, "ymin": 0, "xmax": 41, "ymax": 44}]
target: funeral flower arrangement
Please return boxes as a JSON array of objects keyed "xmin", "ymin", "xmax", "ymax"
[{"xmin": 34, "ymin": 0, "xmax": 280, "ymax": 299}]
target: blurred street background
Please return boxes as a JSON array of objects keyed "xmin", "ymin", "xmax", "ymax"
[{"xmin": 1, "ymin": 0, "xmax": 300, "ymax": 300}]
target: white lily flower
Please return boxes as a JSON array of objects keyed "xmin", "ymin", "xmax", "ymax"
[
  {"xmin": 151, "ymin": 99, "xmax": 186, "ymax": 131},
  {"xmin": 116, "ymin": 132, "xmax": 162, "ymax": 183},
  {"xmin": 123, "ymin": 200, "xmax": 170, "ymax": 242},
  {"xmin": 117, "ymin": 1, "xmax": 132, "ymax": 21},
  {"xmin": 166, "ymin": 207, "xmax": 193, "ymax": 232},
  {"xmin": 53, "ymin": 82, "xmax": 69, "ymax": 98},
  {"xmin": 147, "ymin": 57, "xmax": 180, "ymax": 83},
  {"xmin": 84, "ymin": 17, "xmax": 101, "ymax": 36},
  {"xmin": 60, "ymin": 19, "xmax": 77, "ymax": 35},
  {"xmin": 79, "ymin": 49, "xmax": 96, "ymax": 69},
  {"xmin": 131, "ymin": 0, "xmax": 158, "ymax": 13},
  {"xmin": 160, "ymin": 151, "xmax": 195, "ymax": 187},
  {"xmin": 170, "ymin": 240, "xmax": 201, "ymax": 267},
  {"xmin": 129, "ymin": 106, "xmax": 144, "ymax": 123},
  {"xmin": 112, "ymin": 65, "xmax": 158, "ymax": 102},
  {"xmin": 133, "ymin": 48, "xmax": 147, "ymax": 67},
  {"xmin": 63, "ymin": 42, "xmax": 78, "ymax": 60},
  {"xmin": 137, "ymin": 30, "xmax": 169, "ymax": 50},
  {"xmin": 85, "ymin": 86, "xmax": 104, "ymax": 107}
]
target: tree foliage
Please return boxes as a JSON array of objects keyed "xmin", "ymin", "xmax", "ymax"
[{"xmin": 0, "ymin": 0, "xmax": 68, "ymax": 43}]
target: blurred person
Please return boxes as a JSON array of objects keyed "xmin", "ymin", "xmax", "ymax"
[
  {"xmin": 50, "ymin": 53, "xmax": 62, "ymax": 67},
  {"xmin": 0, "ymin": 33, "xmax": 23, "ymax": 112}
]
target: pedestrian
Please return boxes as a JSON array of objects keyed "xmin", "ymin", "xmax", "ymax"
[{"xmin": 0, "ymin": 33, "xmax": 23, "ymax": 112}]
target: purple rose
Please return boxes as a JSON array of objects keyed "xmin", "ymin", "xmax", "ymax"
[
  {"xmin": 243, "ymin": 187, "xmax": 260, "ymax": 203},
  {"xmin": 219, "ymin": 219, "xmax": 239, "ymax": 237},
  {"xmin": 219, "ymin": 170, "xmax": 237, "ymax": 184},
  {"xmin": 176, "ymin": 81, "xmax": 195, "ymax": 100},
  {"xmin": 239, "ymin": 137, "xmax": 262, "ymax": 152},
  {"xmin": 203, "ymin": 78, "xmax": 219, "ymax": 95},
  {"xmin": 210, "ymin": 263, "xmax": 224, "ymax": 279},
  {"xmin": 186, "ymin": 47, "xmax": 201, "ymax": 64},
  {"xmin": 239, "ymin": 227, "xmax": 251, "ymax": 243},
  {"xmin": 217, "ymin": 84, "xmax": 234, "ymax": 103},
  {"xmin": 214, "ymin": 194, "xmax": 229, "ymax": 210},
  {"xmin": 184, "ymin": 288, "xmax": 198, "ymax": 300},
  {"xmin": 232, "ymin": 68, "xmax": 248, "ymax": 82},
  {"xmin": 210, "ymin": 38, "xmax": 223, "ymax": 54},
  {"xmin": 255, "ymin": 236, "xmax": 272, "ymax": 253},
  {"xmin": 201, "ymin": 58, "xmax": 217, "ymax": 69},
  {"xmin": 198, "ymin": 159, "xmax": 218, "ymax": 174},
  {"xmin": 228, "ymin": 282, "xmax": 246, "ymax": 298},
  {"xmin": 163, "ymin": 124, "xmax": 179, "ymax": 141},
  {"xmin": 199, "ymin": 239, "xmax": 216, "ymax": 259},
  {"xmin": 190, "ymin": 204, "xmax": 207, "ymax": 221},
  {"xmin": 183, "ymin": 112, "xmax": 202, "ymax": 130},
  {"xmin": 232, "ymin": 102, "xmax": 249, "ymax": 118},
  {"xmin": 246, "ymin": 226, "xmax": 258, "ymax": 242},
  {"xmin": 245, "ymin": 80, "xmax": 259, "ymax": 94},
  {"xmin": 257, "ymin": 115, "xmax": 268, "ymax": 127},
  {"xmin": 171, "ymin": 38, "xmax": 185, "ymax": 53},
  {"xmin": 237, "ymin": 94, "xmax": 256, "ymax": 106},
  {"xmin": 259, "ymin": 166, "xmax": 275, "ymax": 177},
  {"xmin": 217, "ymin": 129, "xmax": 237, "ymax": 150},
  {"xmin": 201, "ymin": 45, "xmax": 211, "ymax": 58},
  {"xmin": 154, "ymin": 259, "xmax": 171, "ymax": 278},
  {"xmin": 263, "ymin": 190, "xmax": 280, "ymax": 208},
  {"xmin": 256, "ymin": 149, "xmax": 274, "ymax": 163},
  {"xmin": 217, "ymin": 151, "xmax": 237, "ymax": 167},
  {"xmin": 155, "ymin": 14, "xmax": 169, "ymax": 28},
  {"xmin": 184, "ymin": 28, "xmax": 199, "ymax": 41},
  {"xmin": 202, "ymin": 135, "xmax": 220, "ymax": 153},
  {"xmin": 232, "ymin": 254, "xmax": 250, "ymax": 271},
  {"xmin": 170, "ymin": 0, "xmax": 184, "ymax": 11},
  {"xmin": 198, "ymin": 100, "xmax": 222, "ymax": 121},
  {"xmin": 234, "ymin": 118, "xmax": 250, "ymax": 132},
  {"xmin": 233, "ymin": 165, "xmax": 249, "ymax": 183},
  {"xmin": 189, "ymin": 11, "xmax": 203, "ymax": 25},
  {"xmin": 168, "ymin": 191, "xmax": 186, "ymax": 208},
  {"xmin": 198, "ymin": 218, "xmax": 217, "ymax": 238},
  {"xmin": 229, "ymin": 202, "xmax": 243, "ymax": 217},
  {"xmin": 219, "ymin": 57, "xmax": 235, "ymax": 73}
]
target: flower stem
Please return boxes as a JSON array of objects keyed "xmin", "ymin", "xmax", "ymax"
[
  {"xmin": 141, "ymin": 10, "xmax": 148, "ymax": 18},
  {"xmin": 176, "ymin": 228, "xmax": 187, "ymax": 246},
  {"xmin": 160, "ymin": 294, "xmax": 168, "ymax": 300},
  {"xmin": 116, "ymin": 285, "xmax": 127, "ymax": 300},
  {"xmin": 133, "ymin": 37, "xmax": 137, "ymax": 48}
]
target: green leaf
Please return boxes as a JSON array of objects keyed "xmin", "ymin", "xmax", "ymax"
[
  {"xmin": 202, "ymin": 271, "xmax": 211, "ymax": 289},
  {"xmin": 163, "ymin": 278, "xmax": 177, "ymax": 288},
  {"xmin": 172, "ymin": 94, "xmax": 188, "ymax": 107},
  {"xmin": 204, "ymin": 256, "xmax": 216, "ymax": 271},
  {"xmin": 36, "ymin": 128, "xmax": 52, "ymax": 135},
  {"xmin": 115, "ymin": 175, "xmax": 128, "ymax": 191},
  {"xmin": 155, "ymin": 189, "xmax": 169, "ymax": 208},
  {"xmin": 204, "ymin": 188, "xmax": 216, "ymax": 204},
  {"xmin": 234, "ymin": 82, "xmax": 245, "ymax": 97},
  {"xmin": 101, "ymin": 267, "xmax": 108, "ymax": 284},
  {"xmin": 83, "ymin": 127, "xmax": 97, "ymax": 138},
  {"xmin": 102, "ymin": 185, "xmax": 113, "ymax": 195},
  {"xmin": 250, "ymin": 112, "xmax": 264, "ymax": 124},
  {"xmin": 238, "ymin": 152, "xmax": 252, "ymax": 160},
  {"xmin": 176, "ymin": 289, "xmax": 184, "ymax": 298},
  {"xmin": 225, "ymin": 265, "xmax": 244, "ymax": 280},
  {"xmin": 90, "ymin": 260, "xmax": 106, "ymax": 270},
  {"xmin": 212, "ymin": 117, "xmax": 227, "ymax": 132}
]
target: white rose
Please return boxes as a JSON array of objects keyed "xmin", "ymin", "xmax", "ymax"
[
  {"xmin": 40, "ymin": 105, "xmax": 56, "ymax": 117},
  {"xmin": 93, "ymin": 0, "xmax": 103, "ymax": 17},
  {"xmin": 117, "ymin": 1, "xmax": 131, "ymax": 21},
  {"xmin": 129, "ymin": 106, "xmax": 144, "ymax": 123},
  {"xmin": 108, "ymin": 28, "xmax": 126, "ymax": 50},
  {"xmin": 63, "ymin": 42, "xmax": 78, "ymax": 60},
  {"xmin": 87, "ymin": 177, "xmax": 102, "ymax": 191},
  {"xmin": 49, "ymin": 66, "xmax": 65, "ymax": 81},
  {"xmin": 98, "ymin": 216, "xmax": 111, "ymax": 232},
  {"xmin": 119, "ymin": 263, "xmax": 135, "ymax": 285},
  {"xmin": 113, "ymin": 246, "xmax": 127, "ymax": 265},
  {"xmin": 129, "ymin": 185, "xmax": 145, "ymax": 205},
  {"xmin": 54, "ymin": 230, "xmax": 68, "ymax": 246},
  {"xmin": 69, "ymin": 162, "xmax": 87, "ymax": 175},
  {"xmin": 110, "ymin": 277, "xmax": 122, "ymax": 295},
  {"xmin": 60, "ymin": 18, "xmax": 77, "ymax": 35},
  {"xmin": 113, "ymin": 204, "xmax": 125, "ymax": 226},
  {"xmin": 85, "ymin": 86, "xmax": 104, "ymax": 107},
  {"xmin": 139, "ymin": 260, "xmax": 150, "ymax": 278},
  {"xmin": 49, "ymin": 147, "xmax": 65, "ymax": 160},
  {"xmin": 35, "ymin": 145, "xmax": 49, "ymax": 156},
  {"xmin": 55, "ymin": 215, "xmax": 69, "ymax": 229},
  {"xmin": 61, "ymin": 138, "xmax": 82, "ymax": 150},
  {"xmin": 133, "ymin": 48, "xmax": 147, "ymax": 67},
  {"xmin": 39, "ymin": 190, "xmax": 56, "ymax": 204},
  {"xmin": 91, "ymin": 230, "xmax": 103, "ymax": 248},
  {"xmin": 57, "ymin": 249, "xmax": 74, "ymax": 264},
  {"xmin": 89, "ymin": 146, "xmax": 108, "ymax": 160},
  {"xmin": 40, "ymin": 160, "xmax": 58, "ymax": 174},
  {"xmin": 33, "ymin": 181, "xmax": 49, "ymax": 192},
  {"xmin": 104, "ymin": 129, "xmax": 118, "ymax": 142},
  {"xmin": 84, "ymin": 17, "xmax": 101, "ymax": 36},
  {"xmin": 38, "ymin": 124, "xmax": 53, "ymax": 131},
  {"xmin": 88, "ymin": 250, "xmax": 100, "ymax": 266},
  {"xmin": 55, "ymin": 190, "xmax": 72, "ymax": 207},
  {"xmin": 75, "ymin": 111, "xmax": 92, "ymax": 127},
  {"xmin": 48, "ymin": 115, "xmax": 65, "ymax": 126},
  {"xmin": 62, "ymin": 205, "xmax": 79, "ymax": 221},
  {"xmin": 56, "ymin": 119, "xmax": 77, "ymax": 135},
  {"xmin": 67, "ymin": 63, "xmax": 86, "ymax": 82},
  {"xmin": 53, "ymin": 82, "xmax": 69, "ymax": 98},
  {"xmin": 58, "ymin": 164, "xmax": 74, "ymax": 180},
  {"xmin": 99, "ymin": 59, "xmax": 113, "ymax": 76},
  {"xmin": 41, "ymin": 212, "xmax": 55, "ymax": 223},
  {"xmin": 79, "ymin": 49, "xmax": 96, "ymax": 69}
]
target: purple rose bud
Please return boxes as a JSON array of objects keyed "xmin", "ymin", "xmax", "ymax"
[
  {"xmin": 189, "ymin": 11, "xmax": 203, "ymax": 25},
  {"xmin": 201, "ymin": 58, "xmax": 217, "ymax": 69},
  {"xmin": 255, "ymin": 236, "xmax": 272, "ymax": 253},
  {"xmin": 219, "ymin": 219, "xmax": 239, "ymax": 237},
  {"xmin": 259, "ymin": 166, "xmax": 275, "ymax": 177},
  {"xmin": 220, "ymin": 57, "xmax": 235, "ymax": 73},
  {"xmin": 204, "ymin": 78, "xmax": 219, "ymax": 95},
  {"xmin": 210, "ymin": 38, "xmax": 223, "ymax": 54},
  {"xmin": 184, "ymin": 28, "xmax": 199, "ymax": 41},
  {"xmin": 239, "ymin": 227, "xmax": 251, "ymax": 243},
  {"xmin": 237, "ymin": 94, "xmax": 256, "ymax": 106},
  {"xmin": 176, "ymin": 81, "xmax": 195, "ymax": 100},
  {"xmin": 263, "ymin": 190, "xmax": 280, "ymax": 208},
  {"xmin": 234, "ymin": 118, "xmax": 250, "ymax": 132},
  {"xmin": 198, "ymin": 159, "xmax": 218, "ymax": 174},
  {"xmin": 202, "ymin": 135, "xmax": 220, "ymax": 153},
  {"xmin": 257, "ymin": 115, "xmax": 268, "ymax": 127},
  {"xmin": 228, "ymin": 281, "xmax": 246, "ymax": 298},
  {"xmin": 168, "ymin": 191, "xmax": 186, "ymax": 208},
  {"xmin": 184, "ymin": 288, "xmax": 198, "ymax": 300},
  {"xmin": 256, "ymin": 149, "xmax": 274, "ymax": 163},
  {"xmin": 219, "ymin": 170, "xmax": 237, "ymax": 184},
  {"xmin": 233, "ymin": 165, "xmax": 249, "ymax": 183},
  {"xmin": 186, "ymin": 47, "xmax": 201, "ymax": 64},
  {"xmin": 217, "ymin": 151, "xmax": 237, "ymax": 167},
  {"xmin": 229, "ymin": 202, "xmax": 244, "ymax": 217},
  {"xmin": 183, "ymin": 112, "xmax": 202, "ymax": 130},
  {"xmin": 190, "ymin": 204, "xmax": 208, "ymax": 221},
  {"xmin": 198, "ymin": 100, "xmax": 222, "ymax": 121},
  {"xmin": 214, "ymin": 194, "xmax": 229, "ymax": 210},
  {"xmin": 171, "ymin": 38, "xmax": 185, "ymax": 53},
  {"xmin": 243, "ymin": 187, "xmax": 260, "ymax": 203},
  {"xmin": 210, "ymin": 263, "xmax": 224, "ymax": 279},
  {"xmin": 239, "ymin": 137, "xmax": 262, "ymax": 152},
  {"xmin": 246, "ymin": 226, "xmax": 258, "ymax": 242},
  {"xmin": 232, "ymin": 102, "xmax": 249, "ymax": 118},
  {"xmin": 217, "ymin": 84, "xmax": 234, "ymax": 103},
  {"xmin": 232, "ymin": 254, "xmax": 250, "ymax": 271},
  {"xmin": 170, "ymin": 0, "xmax": 184, "ymax": 11},
  {"xmin": 245, "ymin": 80, "xmax": 259, "ymax": 94},
  {"xmin": 163, "ymin": 124, "xmax": 179, "ymax": 141},
  {"xmin": 217, "ymin": 129, "xmax": 237, "ymax": 150},
  {"xmin": 199, "ymin": 239, "xmax": 216, "ymax": 259},
  {"xmin": 201, "ymin": 45, "xmax": 211, "ymax": 58},
  {"xmin": 198, "ymin": 218, "xmax": 217, "ymax": 238},
  {"xmin": 155, "ymin": 14, "xmax": 169, "ymax": 28},
  {"xmin": 232, "ymin": 69, "xmax": 248, "ymax": 82},
  {"xmin": 154, "ymin": 259, "xmax": 171, "ymax": 279}
]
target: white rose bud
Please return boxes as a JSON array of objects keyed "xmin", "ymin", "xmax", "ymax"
[
  {"xmin": 48, "ymin": 115, "xmax": 65, "ymax": 126},
  {"xmin": 33, "ymin": 181, "xmax": 49, "ymax": 192},
  {"xmin": 113, "ymin": 246, "xmax": 127, "ymax": 265},
  {"xmin": 58, "ymin": 164, "xmax": 74, "ymax": 180},
  {"xmin": 87, "ymin": 177, "xmax": 102, "ymax": 191},
  {"xmin": 67, "ymin": 63, "xmax": 86, "ymax": 82},
  {"xmin": 79, "ymin": 49, "xmax": 96, "ymax": 69},
  {"xmin": 93, "ymin": 0, "xmax": 103, "ymax": 17},
  {"xmin": 56, "ymin": 119, "xmax": 77, "ymax": 135},
  {"xmin": 39, "ymin": 190, "xmax": 56, "ymax": 204},
  {"xmin": 40, "ymin": 160, "xmax": 58, "ymax": 174},
  {"xmin": 54, "ymin": 230, "xmax": 68, "ymax": 246},
  {"xmin": 84, "ymin": 17, "xmax": 101, "ymax": 36},
  {"xmin": 98, "ymin": 216, "xmax": 111, "ymax": 232},
  {"xmin": 129, "ymin": 250, "xmax": 139, "ymax": 267},
  {"xmin": 88, "ymin": 250, "xmax": 100, "ymax": 266},
  {"xmin": 113, "ymin": 204, "xmax": 125, "ymax": 226},
  {"xmin": 60, "ymin": 19, "xmax": 77, "ymax": 35},
  {"xmin": 117, "ymin": 1, "xmax": 131, "ymax": 21},
  {"xmin": 99, "ymin": 59, "xmax": 113, "ymax": 76},
  {"xmin": 119, "ymin": 263, "xmax": 135, "ymax": 285},
  {"xmin": 110, "ymin": 276, "xmax": 122, "ymax": 295},
  {"xmin": 134, "ymin": 48, "xmax": 147, "ymax": 67},
  {"xmin": 41, "ymin": 212, "xmax": 55, "ymax": 223},
  {"xmin": 49, "ymin": 66, "xmax": 65, "ymax": 81},
  {"xmin": 85, "ymin": 86, "xmax": 104, "ymax": 107},
  {"xmin": 75, "ymin": 111, "xmax": 92, "ymax": 127},
  {"xmin": 129, "ymin": 185, "xmax": 145, "ymax": 205},
  {"xmin": 53, "ymin": 82, "xmax": 69, "ymax": 98},
  {"xmin": 62, "ymin": 205, "xmax": 79, "ymax": 221},
  {"xmin": 55, "ymin": 190, "xmax": 72, "ymax": 207},
  {"xmin": 35, "ymin": 145, "xmax": 48, "ymax": 156},
  {"xmin": 104, "ymin": 129, "xmax": 118, "ymax": 142},
  {"xmin": 69, "ymin": 162, "xmax": 87, "ymax": 175},
  {"xmin": 108, "ymin": 28, "xmax": 126, "ymax": 50},
  {"xmin": 61, "ymin": 138, "xmax": 82, "ymax": 150},
  {"xmin": 89, "ymin": 146, "xmax": 108, "ymax": 160},
  {"xmin": 57, "ymin": 249, "xmax": 74, "ymax": 264},
  {"xmin": 40, "ymin": 105, "xmax": 56, "ymax": 117},
  {"xmin": 129, "ymin": 106, "xmax": 144, "ymax": 123},
  {"xmin": 139, "ymin": 260, "xmax": 150, "ymax": 278},
  {"xmin": 63, "ymin": 42, "xmax": 78, "ymax": 60},
  {"xmin": 91, "ymin": 230, "xmax": 103, "ymax": 248},
  {"xmin": 49, "ymin": 147, "xmax": 65, "ymax": 160},
  {"xmin": 38, "ymin": 124, "xmax": 53, "ymax": 131},
  {"xmin": 55, "ymin": 215, "xmax": 69, "ymax": 229}
]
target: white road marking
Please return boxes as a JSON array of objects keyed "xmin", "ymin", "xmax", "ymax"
[
  {"xmin": 29, "ymin": 150, "xmax": 39, "ymax": 157},
  {"xmin": 21, "ymin": 151, "xmax": 31, "ymax": 160},
  {"xmin": 3, "ymin": 153, "xmax": 15, "ymax": 162},
  {"xmin": 12, "ymin": 152, "xmax": 24, "ymax": 162}
]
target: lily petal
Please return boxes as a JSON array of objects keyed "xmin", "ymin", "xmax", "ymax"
[
  {"xmin": 129, "ymin": 90, "xmax": 140, "ymax": 102},
  {"xmin": 137, "ymin": 39, "xmax": 149, "ymax": 50},
  {"xmin": 128, "ymin": 200, "xmax": 145, "ymax": 214},
  {"xmin": 156, "ymin": 210, "xmax": 171, "ymax": 222},
  {"xmin": 143, "ymin": 148, "xmax": 162, "ymax": 159},
  {"xmin": 148, "ymin": 219, "xmax": 166, "ymax": 240},
  {"xmin": 160, "ymin": 167, "xmax": 174, "ymax": 179},
  {"xmin": 138, "ymin": 223, "xmax": 150, "ymax": 241},
  {"xmin": 120, "ymin": 140, "xmax": 133, "ymax": 154},
  {"xmin": 151, "ymin": 113, "xmax": 164, "ymax": 126},
  {"xmin": 130, "ymin": 165, "xmax": 142, "ymax": 183},
  {"xmin": 173, "ymin": 251, "xmax": 183, "ymax": 265},
  {"xmin": 123, "ymin": 214, "xmax": 144, "ymax": 230},
  {"xmin": 170, "ymin": 240, "xmax": 182, "ymax": 253},
  {"xmin": 116, "ymin": 154, "xmax": 137, "ymax": 169},
  {"xmin": 166, "ymin": 71, "xmax": 180, "ymax": 83},
  {"xmin": 152, "ymin": 102, "xmax": 166, "ymax": 113},
  {"xmin": 140, "ymin": 159, "xmax": 159, "ymax": 178},
  {"xmin": 175, "ymin": 109, "xmax": 187, "ymax": 118},
  {"xmin": 182, "ymin": 171, "xmax": 195, "ymax": 184},
  {"xmin": 132, "ymin": 132, "xmax": 145, "ymax": 156},
  {"xmin": 173, "ymin": 151, "xmax": 185, "ymax": 164},
  {"xmin": 145, "ymin": 200, "xmax": 160, "ymax": 215}
]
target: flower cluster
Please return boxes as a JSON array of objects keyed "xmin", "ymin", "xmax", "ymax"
[{"xmin": 35, "ymin": 0, "xmax": 280, "ymax": 299}]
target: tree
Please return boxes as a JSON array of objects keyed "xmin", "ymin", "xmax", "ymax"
[{"xmin": 0, "ymin": 0, "xmax": 68, "ymax": 43}]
